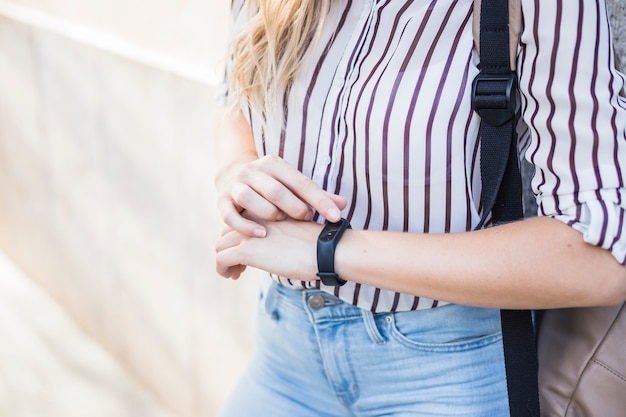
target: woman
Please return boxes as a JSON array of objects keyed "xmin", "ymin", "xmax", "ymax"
[{"xmin": 214, "ymin": 0, "xmax": 626, "ymax": 415}]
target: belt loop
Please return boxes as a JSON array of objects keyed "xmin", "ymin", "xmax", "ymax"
[{"xmin": 361, "ymin": 310, "xmax": 385, "ymax": 345}]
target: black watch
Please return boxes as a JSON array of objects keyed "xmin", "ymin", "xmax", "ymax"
[{"xmin": 316, "ymin": 218, "xmax": 351, "ymax": 286}]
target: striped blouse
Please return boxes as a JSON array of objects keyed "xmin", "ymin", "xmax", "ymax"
[{"xmin": 221, "ymin": 0, "xmax": 626, "ymax": 312}]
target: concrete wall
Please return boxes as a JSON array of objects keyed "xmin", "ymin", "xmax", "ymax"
[
  {"xmin": 608, "ymin": 0, "xmax": 626, "ymax": 72},
  {"xmin": 0, "ymin": 1, "xmax": 624, "ymax": 417},
  {"xmin": 0, "ymin": 1, "xmax": 256, "ymax": 416}
]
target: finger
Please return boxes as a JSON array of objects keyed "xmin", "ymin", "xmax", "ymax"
[
  {"xmin": 327, "ymin": 193, "xmax": 348, "ymax": 210},
  {"xmin": 220, "ymin": 223, "xmax": 232, "ymax": 236},
  {"xmin": 258, "ymin": 159, "xmax": 343, "ymax": 222},
  {"xmin": 215, "ymin": 232, "xmax": 248, "ymax": 279},
  {"xmin": 231, "ymin": 180, "xmax": 287, "ymax": 221},
  {"xmin": 215, "ymin": 230, "xmax": 242, "ymax": 253},
  {"xmin": 229, "ymin": 264, "xmax": 247, "ymax": 279},
  {"xmin": 243, "ymin": 172, "xmax": 314, "ymax": 221},
  {"xmin": 215, "ymin": 246, "xmax": 247, "ymax": 279},
  {"xmin": 285, "ymin": 174, "xmax": 342, "ymax": 221},
  {"xmin": 216, "ymin": 262, "xmax": 242, "ymax": 279},
  {"xmin": 218, "ymin": 197, "xmax": 267, "ymax": 238},
  {"xmin": 217, "ymin": 264, "xmax": 247, "ymax": 280}
]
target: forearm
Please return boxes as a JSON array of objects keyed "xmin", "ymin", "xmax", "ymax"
[
  {"xmin": 214, "ymin": 108, "xmax": 258, "ymax": 188},
  {"xmin": 336, "ymin": 216, "xmax": 626, "ymax": 309}
]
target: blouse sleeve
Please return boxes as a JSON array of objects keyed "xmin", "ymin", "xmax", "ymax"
[{"xmin": 518, "ymin": 0, "xmax": 626, "ymax": 265}]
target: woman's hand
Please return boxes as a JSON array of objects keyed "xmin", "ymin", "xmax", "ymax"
[
  {"xmin": 215, "ymin": 217, "xmax": 322, "ymax": 281},
  {"xmin": 215, "ymin": 154, "xmax": 347, "ymax": 238}
]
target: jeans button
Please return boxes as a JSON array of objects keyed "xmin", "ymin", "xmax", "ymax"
[{"xmin": 309, "ymin": 295, "xmax": 325, "ymax": 310}]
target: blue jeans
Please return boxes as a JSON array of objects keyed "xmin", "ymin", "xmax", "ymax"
[{"xmin": 217, "ymin": 277, "xmax": 510, "ymax": 417}]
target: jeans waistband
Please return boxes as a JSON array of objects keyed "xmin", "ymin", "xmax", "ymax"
[
  {"xmin": 265, "ymin": 277, "xmax": 364, "ymax": 322},
  {"xmin": 259, "ymin": 273, "xmax": 502, "ymax": 337}
]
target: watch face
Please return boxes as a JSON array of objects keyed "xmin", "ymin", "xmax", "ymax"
[{"xmin": 320, "ymin": 228, "xmax": 338, "ymax": 242}]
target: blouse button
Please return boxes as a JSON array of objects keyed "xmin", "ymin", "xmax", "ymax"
[{"xmin": 319, "ymin": 155, "xmax": 331, "ymax": 166}]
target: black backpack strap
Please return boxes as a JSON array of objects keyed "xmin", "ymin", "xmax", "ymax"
[
  {"xmin": 472, "ymin": 0, "xmax": 522, "ymax": 228},
  {"xmin": 471, "ymin": 1, "xmax": 540, "ymax": 416}
]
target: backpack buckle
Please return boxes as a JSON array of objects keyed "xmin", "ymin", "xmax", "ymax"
[{"xmin": 471, "ymin": 71, "xmax": 518, "ymax": 127}]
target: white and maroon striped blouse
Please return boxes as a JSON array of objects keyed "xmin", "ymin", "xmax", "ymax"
[{"xmin": 221, "ymin": 0, "xmax": 626, "ymax": 312}]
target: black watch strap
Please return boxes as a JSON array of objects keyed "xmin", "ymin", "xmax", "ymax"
[{"xmin": 316, "ymin": 218, "xmax": 351, "ymax": 286}]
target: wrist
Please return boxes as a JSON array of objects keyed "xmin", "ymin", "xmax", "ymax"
[{"xmin": 214, "ymin": 152, "xmax": 257, "ymax": 190}]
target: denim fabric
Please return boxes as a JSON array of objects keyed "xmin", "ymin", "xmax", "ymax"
[{"xmin": 217, "ymin": 277, "xmax": 509, "ymax": 417}]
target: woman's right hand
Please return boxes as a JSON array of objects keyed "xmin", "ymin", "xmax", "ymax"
[{"xmin": 215, "ymin": 154, "xmax": 347, "ymax": 238}]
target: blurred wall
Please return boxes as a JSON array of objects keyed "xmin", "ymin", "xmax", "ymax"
[
  {"xmin": 608, "ymin": 0, "xmax": 626, "ymax": 72},
  {"xmin": 0, "ymin": 1, "xmax": 257, "ymax": 417},
  {"xmin": 0, "ymin": 1, "xmax": 625, "ymax": 417}
]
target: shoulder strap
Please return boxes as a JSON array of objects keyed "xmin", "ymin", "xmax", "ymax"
[
  {"xmin": 473, "ymin": 0, "xmax": 522, "ymax": 71},
  {"xmin": 472, "ymin": 0, "xmax": 522, "ymax": 228},
  {"xmin": 471, "ymin": 1, "xmax": 540, "ymax": 417}
]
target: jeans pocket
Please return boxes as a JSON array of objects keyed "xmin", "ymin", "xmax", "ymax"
[{"xmin": 384, "ymin": 305, "xmax": 503, "ymax": 352}]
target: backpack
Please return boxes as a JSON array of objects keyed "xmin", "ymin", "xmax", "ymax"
[{"xmin": 538, "ymin": 304, "xmax": 626, "ymax": 417}]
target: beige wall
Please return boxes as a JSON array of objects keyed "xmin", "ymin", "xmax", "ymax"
[
  {"xmin": 0, "ymin": 1, "xmax": 625, "ymax": 417},
  {"xmin": 3, "ymin": 0, "xmax": 227, "ymax": 73},
  {"xmin": 0, "ymin": 1, "xmax": 255, "ymax": 417}
]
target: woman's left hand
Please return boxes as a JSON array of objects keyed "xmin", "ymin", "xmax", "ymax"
[{"xmin": 215, "ymin": 217, "xmax": 322, "ymax": 281}]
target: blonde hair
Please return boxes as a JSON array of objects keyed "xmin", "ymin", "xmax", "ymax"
[{"xmin": 228, "ymin": 0, "xmax": 332, "ymax": 119}]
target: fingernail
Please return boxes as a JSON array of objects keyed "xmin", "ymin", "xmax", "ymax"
[
  {"xmin": 327, "ymin": 207, "xmax": 341, "ymax": 221},
  {"xmin": 304, "ymin": 211, "xmax": 314, "ymax": 221},
  {"xmin": 254, "ymin": 227, "xmax": 267, "ymax": 238}
]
